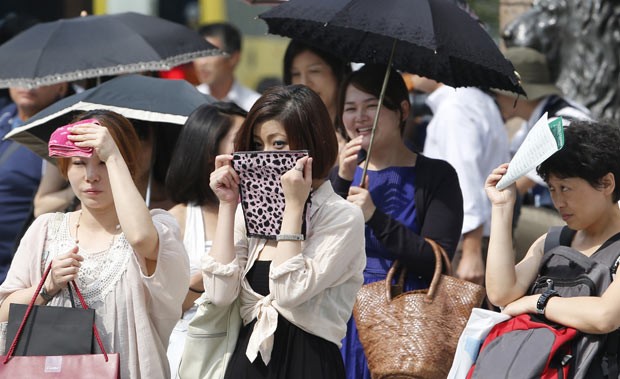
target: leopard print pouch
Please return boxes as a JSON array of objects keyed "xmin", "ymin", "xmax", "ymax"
[{"xmin": 232, "ymin": 150, "xmax": 310, "ymax": 239}]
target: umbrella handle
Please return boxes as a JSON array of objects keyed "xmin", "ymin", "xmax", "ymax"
[{"xmin": 359, "ymin": 39, "xmax": 397, "ymax": 188}]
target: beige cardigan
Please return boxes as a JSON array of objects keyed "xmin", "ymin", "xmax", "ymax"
[
  {"xmin": 0, "ymin": 210, "xmax": 190, "ymax": 379},
  {"xmin": 203, "ymin": 181, "xmax": 366, "ymax": 365}
]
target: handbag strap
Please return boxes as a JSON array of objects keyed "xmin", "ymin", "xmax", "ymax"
[
  {"xmin": 385, "ymin": 238, "xmax": 452, "ymax": 303},
  {"xmin": 3, "ymin": 261, "xmax": 110, "ymax": 363},
  {"xmin": 69, "ymin": 278, "xmax": 109, "ymax": 361}
]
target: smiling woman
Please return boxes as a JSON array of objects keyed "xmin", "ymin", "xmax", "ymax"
[{"xmin": 331, "ymin": 64, "xmax": 464, "ymax": 379}]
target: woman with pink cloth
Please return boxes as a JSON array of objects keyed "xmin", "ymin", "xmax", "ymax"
[{"xmin": 0, "ymin": 110, "xmax": 189, "ymax": 379}]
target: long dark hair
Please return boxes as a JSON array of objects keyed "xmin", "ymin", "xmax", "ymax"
[{"xmin": 166, "ymin": 102, "xmax": 247, "ymax": 206}]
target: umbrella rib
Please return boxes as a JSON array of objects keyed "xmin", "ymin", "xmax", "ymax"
[
  {"xmin": 117, "ymin": 19, "xmax": 223, "ymax": 71},
  {"xmin": 31, "ymin": 22, "xmax": 67, "ymax": 81}
]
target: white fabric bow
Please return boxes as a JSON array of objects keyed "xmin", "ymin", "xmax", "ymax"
[{"xmin": 245, "ymin": 294, "xmax": 279, "ymax": 365}]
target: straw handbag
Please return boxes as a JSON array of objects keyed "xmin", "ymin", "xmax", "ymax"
[{"xmin": 353, "ymin": 238, "xmax": 485, "ymax": 379}]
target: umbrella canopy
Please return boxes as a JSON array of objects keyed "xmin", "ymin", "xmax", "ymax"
[
  {"xmin": 4, "ymin": 75, "xmax": 214, "ymax": 160},
  {"xmin": 260, "ymin": 0, "xmax": 523, "ymax": 93},
  {"xmin": 0, "ymin": 12, "xmax": 220, "ymax": 89}
]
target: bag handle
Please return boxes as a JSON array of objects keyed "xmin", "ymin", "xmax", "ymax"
[
  {"xmin": 3, "ymin": 261, "xmax": 110, "ymax": 363},
  {"xmin": 385, "ymin": 238, "xmax": 453, "ymax": 303}
]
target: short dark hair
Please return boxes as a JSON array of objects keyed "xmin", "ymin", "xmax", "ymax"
[
  {"xmin": 235, "ymin": 85, "xmax": 337, "ymax": 179},
  {"xmin": 336, "ymin": 64, "xmax": 410, "ymax": 139},
  {"xmin": 537, "ymin": 119, "xmax": 620, "ymax": 202},
  {"xmin": 282, "ymin": 40, "xmax": 352, "ymax": 86},
  {"xmin": 166, "ymin": 102, "xmax": 247, "ymax": 206},
  {"xmin": 197, "ymin": 22, "xmax": 241, "ymax": 54},
  {"xmin": 56, "ymin": 110, "xmax": 140, "ymax": 180}
]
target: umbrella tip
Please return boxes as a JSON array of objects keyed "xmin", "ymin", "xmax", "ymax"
[{"xmin": 80, "ymin": 10, "xmax": 88, "ymax": 17}]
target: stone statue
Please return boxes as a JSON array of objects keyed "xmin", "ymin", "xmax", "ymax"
[{"xmin": 502, "ymin": 0, "xmax": 620, "ymax": 121}]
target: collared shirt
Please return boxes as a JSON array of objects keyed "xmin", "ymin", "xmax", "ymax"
[
  {"xmin": 202, "ymin": 181, "xmax": 366, "ymax": 365},
  {"xmin": 423, "ymin": 85, "xmax": 510, "ymax": 236},
  {"xmin": 196, "ymin": 80, "xmax": 261, "ymax": 112}
]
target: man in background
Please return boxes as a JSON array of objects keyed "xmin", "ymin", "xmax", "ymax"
[
  {"xmin": 0, "ymin": 83, "xmax": 68, "ymax": 283},
  {"xmin": 415, "ymin": 76, "xmax": 510, "ymax": 286},
  {"xmin": 193, "ymin": 22, "xmax": 260, "ymax": 112}
]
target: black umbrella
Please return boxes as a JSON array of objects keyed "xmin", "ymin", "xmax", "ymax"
[
  {"xmin": 260, "ymin": 0, "xmax": 524, "ymax": 183},
  {"xmin": 3, "ymin": 75, "xmax": 214, "ymax": 160},
  {"xmin": 260, "ymin": 0, "xmax": 522, "ymax": 93},
  {"xmin": 0, "ymin": 12, "xmax": 220, "ymax": 89}
]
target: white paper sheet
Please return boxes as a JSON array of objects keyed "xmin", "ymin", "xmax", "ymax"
[{"xmin": 496, "ymin": 113, "xmax": 563, "ymax": 190}]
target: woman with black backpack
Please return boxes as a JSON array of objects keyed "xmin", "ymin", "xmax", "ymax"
[{"xmin": 480, "ymin": 119, "xmax": 620, "ymax": 378}]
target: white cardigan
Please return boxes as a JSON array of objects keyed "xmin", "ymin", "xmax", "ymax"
[{"xmin": 202, "ymin": 181, "xmax": 366, "ymax": 365}]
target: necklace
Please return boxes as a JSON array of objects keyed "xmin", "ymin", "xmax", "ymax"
[{"xmin": 75, "ymin": 211, "xmax": 120, "ymax": 254}]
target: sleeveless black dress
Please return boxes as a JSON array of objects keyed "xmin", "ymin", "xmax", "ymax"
[{"xmin": 224, "ymin": 260, "xmax": 346, "ymax": 379}]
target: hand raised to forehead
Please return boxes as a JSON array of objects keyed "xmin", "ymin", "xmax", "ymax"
[{"xmin": 67, "ymin": 122, "xmax": 121, "ymax": 163}]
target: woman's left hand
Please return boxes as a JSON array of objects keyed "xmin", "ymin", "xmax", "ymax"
[
  {"xmin": 347, "ymin": 176, "xmax": 376, "ymax": 222},
  {"xmin": 68, "ymin": 123, "xmax": 120, "ymax": 162},
  {"xmin": 502, "ymin": 294, "xmax": 538, "ymax": 316},
  {"xmin": 281, "ymin": 156, "xmax": 313, "ymax": 209}
]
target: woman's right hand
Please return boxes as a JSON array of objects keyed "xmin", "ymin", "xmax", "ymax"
[
  {"xmin": 338, "ymin": 136, "xmax": 363, "ymax": 181},
  {"xmin": 45, "ymin": 246, "xmax": 83, "ymax": 295},
  {"xmin": 210, "ymin": 154, "xmax": 240, "ymax": 204},
  {"xmin": 485, "ymin": 163, "xmax": 517, "ymax": 207}
]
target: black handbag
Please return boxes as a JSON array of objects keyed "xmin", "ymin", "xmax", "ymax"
[
  {"xmin": 1, "ymin": 261, "xmax": 120, "ymax": 378},
  {"xmin": 5, "ymin": 263, "xmax": 95, "ymax": 356}
]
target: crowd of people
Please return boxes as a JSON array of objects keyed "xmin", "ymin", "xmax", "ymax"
[{"xmin": 0, "ymin": 13, "xmax": 618, "ymax": 379}]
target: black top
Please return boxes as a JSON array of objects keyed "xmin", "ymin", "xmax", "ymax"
[{"xmin": 329, "ymin": 154, "xmax": 463, "ymax": 279}]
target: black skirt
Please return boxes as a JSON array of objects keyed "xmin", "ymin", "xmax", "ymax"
[{"xmin": 224, "ymin": 260, "xmax": 345, "ymax": 379}]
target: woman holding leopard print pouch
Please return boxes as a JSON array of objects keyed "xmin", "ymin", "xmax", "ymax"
[{"xmin": 207, "ymin": 84, "xmax": 366, "ymax": 379}]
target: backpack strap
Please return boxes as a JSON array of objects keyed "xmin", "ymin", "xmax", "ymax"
[
  {"xmin": 590, "ymin": 235, "xmax": 620, "ymax": 378},
  {"xmin": 591, "ymin": 234, "xmax": 620, "ymax": 276},
  {"xmin": 603, "ymin": 329, "xmax": 620, "ymax": 379},
  {"xmin": 544, "ymin": 226, "xmax": 576, "ymax": 253}
]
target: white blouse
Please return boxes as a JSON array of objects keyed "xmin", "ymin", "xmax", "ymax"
[
  {"xmin": 202, "ymin": 181, "xmax": 366, "ymax": 365},
  {"xmin": 0, "ymin": 210, "xmax": 190, "ymax": 379}
]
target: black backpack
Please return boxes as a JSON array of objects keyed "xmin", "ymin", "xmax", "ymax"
[
  {"xmin": 530, "ymin": 226, "xmax": 620, "ymax": 378},
  {"xmin": 469, "ymin": 226, "xmax": 620, "ymax": 379}
]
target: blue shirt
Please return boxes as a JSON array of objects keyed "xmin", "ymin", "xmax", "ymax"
[
  {"xmin": 353, "ymin": 165, "xmax": 423, "ymax": 289},
  {"xmin": 0, "ymin": 104, "xmax": 43, "ymax": 283}
]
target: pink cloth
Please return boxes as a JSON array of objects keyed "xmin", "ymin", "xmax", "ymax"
[{"xmin": 48, "ymin": 118, "xmax": 98, "ymax": 158}]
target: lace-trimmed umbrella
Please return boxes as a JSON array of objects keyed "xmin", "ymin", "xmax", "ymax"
[
  {"xmin": 4, "ymin": 74, "xmax": 214, "ymax": 207},
  {"xmin": 260, "ymin": 0, "xmax": 524, "ymax": 183},
  {"xmin": 0, "ymin": 12, "xmax": 220, "ymax": 89},
  {"xmin": 4, "ymin": 74, "xmax": 214, "ymax": 160}
]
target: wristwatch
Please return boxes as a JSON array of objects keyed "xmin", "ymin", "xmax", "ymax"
[
  {"xmin": 39, "ymin": 286, "xmax": 55, "ymax": 303},
  {"xmin": 275, "ymin": 234, "xmax": 305, "ymax": 241},
  {"xmin": 536, "ymin": 289, "xmax": 560, "ymax": 315}
]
